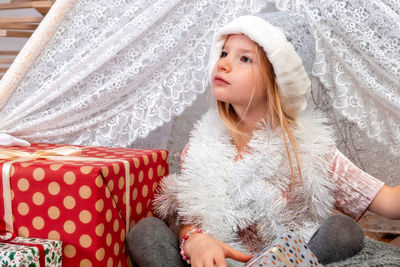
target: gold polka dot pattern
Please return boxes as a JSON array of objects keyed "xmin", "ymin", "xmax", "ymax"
[
  {"xmin": 79, "ymin": 210, "xmax": 92, "ymax": 224},
  {"xmin": 133, "ymin": 158, "xmax": 140, "ymax": 168},
  {"xmin": 79, "ymin": 234, "xmax": 92, "ymax": 248},
  {"xmin": 80, "ymin": 259, "xmax": 92, "ymax": 267},
  {"xmin": 64, "ymin": 244, "xmax": 76, "ymax": 258},
  {"xmin": 32, "ymin": 216, "xmax": 45, "ymax": 230},
  {"xmin": 63, "ymin": 171, "xmax": 76, "ymax": 185},
  {"xmin": 2, "ymin": 143, "xmax": 169, "ymax": 267},
  {"xmin": 48, "ymin": 230, "xmax": 60, "ymax": 240},
  {"xmin": 32, "ymin": 168, "xmax": 45, "ymax": 181},
  {"xmin": 17, "ymin": 178, "xmax": 29, "ymax": 191},
  {"xmin": 80, "ymin": 166, "xmax": 93, "ymax": 174},
  {"xmin": 17, "ymin": 202, "xmax": 29, "ymax": 216},
  {"xmin": 79, "ymin": 185, "xmax": 92, "ymax": 199},
  {"xmin": 32, "ymin": 192, "xmax": 45, "ymax": 206},
  {"xmin": 96, "ymin": 248, "xmax": 105, "ymax": 261},
  {"xmin": 63, "ymin": 196, "xmax": 76, "ymax": 209},
  {"xmin": 48, "ymin": 181, "xmax": 60, "ymax": 195},
  {"xmin": 64, "ymin": 220, "xmax": 76, "ymax": 234},
  {"xmin": 50, "ymin": 164, "xmax": 63, "ymax": 171},
  {"xmin": 17, "ymin": 226, "xmax": 29, "ymax": 237},
  {"xmin": 48, "ymin": 206, "xmax": 60, "ymax": 220},
  {"xmin": 95, "ymin": 223, "xmax": 105, "ymax": 237}
]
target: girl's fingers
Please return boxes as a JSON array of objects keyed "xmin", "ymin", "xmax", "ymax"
[
  {"xmin": 191, "ymin": 260, "xmax": 200, "ymax": 267},
  {"xmin": 222, "ymin": 243, "xmax": 253, "ymax": 262},
  {"xmin": 215, "ymin": 256, "xmax": 228, "ymax": 267},
  {"xmin": 204, "ymin": 258, "xmax": 215, "ymax": 267}
]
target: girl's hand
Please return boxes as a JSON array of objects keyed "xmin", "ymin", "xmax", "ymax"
[{"xmin": 183, "ymin": 232, "xmax": 253, "ymax": 267}]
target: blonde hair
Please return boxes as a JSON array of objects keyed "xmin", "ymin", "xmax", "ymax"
[{"xmin": 217, "ymin": 41, "xmax": 303, "ymax": 183}]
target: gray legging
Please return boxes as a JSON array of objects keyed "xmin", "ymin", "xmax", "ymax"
[
  {"xmin": 126, "ymin": 215, "xmax": 364, "ymax": 267},
  {"xmin": 127, "ymin": 217, "xmax": 189, "ymax": 267}
]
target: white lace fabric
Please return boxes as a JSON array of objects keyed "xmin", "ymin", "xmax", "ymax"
[
  {"xmin": 0, "ymin": 0, "xmax": 399, "ymax": 186},
  {"xmin": 271, "ymin": 0, "xmax": 400, "ymax": 155},
  {"xmin": 0, "ymin": 0, "xmax": 254, "ymax": 147}
]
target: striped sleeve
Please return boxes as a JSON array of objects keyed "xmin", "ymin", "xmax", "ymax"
[{"xmin": 330, "ymin": 150, "xmax": 385, "ymax": 221}]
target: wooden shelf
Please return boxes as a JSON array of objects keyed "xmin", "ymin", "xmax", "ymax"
[
  {"xmin": 0, "ymin": 67, "xmax": 9, "ymax": 73},
  {"xmin": 11, "ymin": 0, "xmax": 48, "ymax": 2},
  {"xmin": 0, "ymin": 29, "xmax": 32, "ymax": 37},
  {"xmin": 0, "ymin": 17, "xmax": 43, "ymax": 23},
  {"xmin": 0, "ymin": 58, "xmax": 15, "ymax": 64},
  {"xmin": 0, "ymin": 1, "xmax": 53, "ymax": 16},
  {"xmin": 0, "ymin": 1, "xmax": 54, "ymax": 81},
  {"xmin": 0, "ymin": 51, "xmax": 19, "ymax": 55},
  {"xmin": 0, "ymin": 22, "xmax": 38, "ymax": 30}
]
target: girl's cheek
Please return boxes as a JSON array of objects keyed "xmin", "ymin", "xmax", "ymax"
[{"xmin": 211, "ymin": 64, "xmax": 218, "ymax": 75}]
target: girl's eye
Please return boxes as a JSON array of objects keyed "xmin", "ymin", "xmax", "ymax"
[
  {"xmin": 241, "ymin": 56, "xmax": 252, "ymax": 63},
  {"xmin": 220, "ymin": 51, "xmax": 227, "ymax": 58}
]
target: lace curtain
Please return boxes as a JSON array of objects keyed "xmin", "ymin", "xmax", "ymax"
[
  {"xmin": 0, "ymin": 0, "xmax": 256, "ymax": 147},
  {"xmin": 258, "ymin": 0, "xmax": 400, "ymax": 185},
  {"xmin": 0, "ymin": 0, "xmax": 399, "ymax": 185},
  {"xmin": 269, "ymin": 0, "xmax": 400, "ymax": 155}
]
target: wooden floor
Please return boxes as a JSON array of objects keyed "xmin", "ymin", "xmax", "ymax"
[
  {"xmin": 364, "ymin": 231, "xmax": 400, "ymax": 247},
  {"xmin": 358, "ymin": 213, "xmax": 400, "ymax": 248}
]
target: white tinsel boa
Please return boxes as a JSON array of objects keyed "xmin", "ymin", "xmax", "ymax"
[{"xmin": 154, "ymin": 107, "xmax": 337, "ymax": 267}]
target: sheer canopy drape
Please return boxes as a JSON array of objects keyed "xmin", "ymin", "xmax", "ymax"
[
  {"xmin": 0, "ymin": 0, "xmax": 256, "ymax": 147},
  {"xmin": 0, "ymin": 0, "xmax": 399, "ymax": 183},
  {"xmin": 270, "ymin": 0, "xmax": 400, "ymax": 155}
]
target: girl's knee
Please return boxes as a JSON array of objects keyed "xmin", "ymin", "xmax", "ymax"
[
  {"xmin": 323, "ymin": 214, "xmax": 364, "ymax": 244},
  {"xmin": 134, "ymin": 217, "xmax": 166, "ymax": 231},
  {"xmin": 127, "ymin": 217, "xmax": 168, "ymax": 246}
]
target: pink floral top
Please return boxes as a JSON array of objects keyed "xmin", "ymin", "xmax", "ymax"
[{"xmin": 180, "ymin": 145, "xmax": 385, "ymax": 221}]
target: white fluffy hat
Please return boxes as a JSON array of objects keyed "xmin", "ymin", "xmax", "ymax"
[{"xmin": 208, "ymin": 15, "xmax": 311, "ymax": 119}]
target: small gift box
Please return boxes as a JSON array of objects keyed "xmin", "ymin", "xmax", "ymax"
[
  {"xmin": 0, "ymin": 227, "xmax": 62, "ymax": 266},
  {"xmin": 246, "ymin": 231, "xmax": 322, "ymax": 267}
]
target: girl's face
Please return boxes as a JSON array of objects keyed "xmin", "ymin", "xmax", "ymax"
[{"xmin": 211, "ymin": 34, "xmax": 268, "ymax": 118}]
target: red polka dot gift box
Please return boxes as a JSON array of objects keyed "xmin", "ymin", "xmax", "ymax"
[{"xmin": 0, "ymin": 143, "xmax": 169, "ymax": 267}]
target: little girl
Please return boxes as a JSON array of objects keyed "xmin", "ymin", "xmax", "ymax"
[{"xmin": 127, "ymin": 16, "xmax": 400, "ymax": 267}]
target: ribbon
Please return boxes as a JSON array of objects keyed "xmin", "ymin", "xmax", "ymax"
[
  {"xmin": 0, "ymin": 146, "xmax": 131, "ymax": 235},
  {"xmin": 0, "ymin": 224, "xmax": 45, "ymax": 267}
]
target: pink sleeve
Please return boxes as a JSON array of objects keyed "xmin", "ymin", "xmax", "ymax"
[
  {"xmin": 180, "ymin": 143, "xmax": 190, "ymax": 170},
  {"xmin": 330, "ymin": 150, "xmax": 385, "ymax": 221}
]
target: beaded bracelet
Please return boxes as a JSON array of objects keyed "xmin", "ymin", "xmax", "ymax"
[{"xmin": 179, "ymin": 228, "xmax": 207, "ymax": 264}]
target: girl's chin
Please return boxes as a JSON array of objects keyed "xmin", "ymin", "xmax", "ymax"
[
  {"xmin": 212, "ymin": 93, "xmax": 228, "ymax": 103},
  {"xmin": 212, "ymin": 88, "xmax": 228, "ymax": 101}
]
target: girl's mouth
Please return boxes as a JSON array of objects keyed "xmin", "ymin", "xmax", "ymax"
[{"xmin": 214, "ymin": 75, "xmax": 230, "ymax": 85}]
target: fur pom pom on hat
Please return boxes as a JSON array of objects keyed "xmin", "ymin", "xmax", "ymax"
[{"xmin": 208, "ymin": 15, "xmax": 311, "ymax": 119}]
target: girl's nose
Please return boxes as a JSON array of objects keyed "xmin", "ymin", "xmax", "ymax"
[{"xmin": 217, "ymin": 57, "xmax": 231, "ymax": 72}]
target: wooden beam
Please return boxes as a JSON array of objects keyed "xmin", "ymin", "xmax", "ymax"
[
  {"xmin": 33, "ymin": 2, "xmax": 53, "ymax": 16},
  {"xmin": 0, "ymin": 17, "xmax": 42, "ymax": 23},
  {"xmin": 34, "ymin": 7, "xmax": 51, "ymax": 16},
  {"xmin": 0, "ymin": 29, "xmax": 32, "ymax": 38},
  {"xmin": 0, "ymin": 68, "xmax": 9, "ymax": 73},
  {"xmin": 0, "ymin": 51, "xmax": 19, "ymax": 56},
  {"xmin": 0, "ymin": 23, "xmax": 38, "ymax": 30},
  {"xmin": 0, "ymin": 1, "xmax": 52, "ymax": 11},
  {"xmin": 11, "ymin": 0, "xmax": 48, "ymax": 2},
  {"xmin": 0, "ymin": 58, "xmax": 14, "ymax": 64}
]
